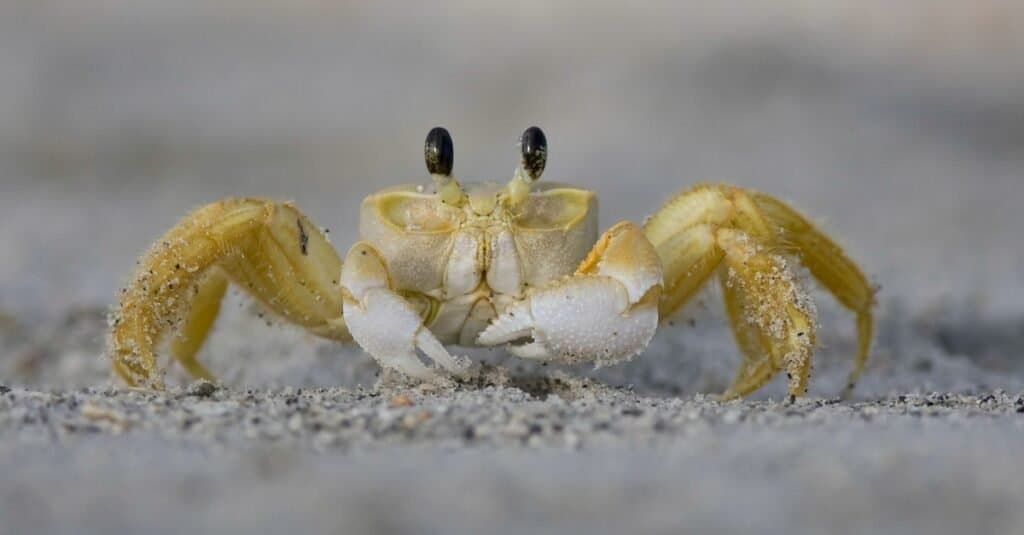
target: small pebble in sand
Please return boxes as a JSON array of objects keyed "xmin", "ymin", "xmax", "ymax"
[{"xmin": 390, "ymin": 393, "xmax": 414, "ymax": 407}]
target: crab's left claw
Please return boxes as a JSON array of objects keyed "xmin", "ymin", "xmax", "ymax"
[{"xmin": 478, "ymin": 221, "xmax": 662, "ymax": 366}]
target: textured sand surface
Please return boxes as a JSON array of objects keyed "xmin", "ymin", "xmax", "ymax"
[
  {"xmin": 3, "ymin": 380, "xmax": 1024, "ymax": 535},
  {"xmin": 1, "ymin": 2, "xmax": 1024, "ymax": 534}
]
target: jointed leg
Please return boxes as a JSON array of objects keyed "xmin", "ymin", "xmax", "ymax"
[
  {"xmin": 108, "ymin": 198, "xmax": 349, "ymax": 387},
  {"xmin": 110, "ymin": 200, "xmax": 265, "ymax": 386},
  {"xmin": 651, "ymin": 221, "xmax": 816, "ymax": 399},
  {"xmin": 656, "ymin": 224, "xmax": 725, "ymax": 318},
  {"xmin": 168, "ymin": 269, "xmax": 228, "ymax": 380},
  {"xmin": 717, "ymin": 228, "xmax": 816, "ymax": 399},
  {"xmin": 643, "ymin": 185, "xmax": 733, "ymax": 320},
  {"xmin": 644, "ymin": 184, "xmax": 868, "ymax": 398},
  {"xmin": 749, "ymin": 191, "xmax": 875, "ymax": 393},
  {"xmin": 719, "ymin": 270, "xmax": 770, "ymax": 396},
  {"xmin": 218, "ymin": 200, "xmax": 349, "ymax": 338}
]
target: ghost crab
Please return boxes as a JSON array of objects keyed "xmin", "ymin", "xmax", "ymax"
[{"xmin": 108, "ymin": 126, "xmax": 875, "ymax": 399}]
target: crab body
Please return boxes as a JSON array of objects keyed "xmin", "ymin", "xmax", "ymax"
[
  {"xmin": 108, "ymin": 127, "xmax": 875, "ymax": 399},
  {"xmin": 360, "ymin": 182, "xmax": 597, "ymax": 346}
]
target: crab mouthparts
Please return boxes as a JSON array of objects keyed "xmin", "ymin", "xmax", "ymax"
[{"xmin": 465, "ymin": 183, "xmax": 505, "ymax": 216}]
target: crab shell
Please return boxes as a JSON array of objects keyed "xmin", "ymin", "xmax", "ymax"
[{"xmin": 359, "ymin": 181, "xmax": 598, "ymax": 346}]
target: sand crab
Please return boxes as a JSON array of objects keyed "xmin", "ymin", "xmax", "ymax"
[{"xmin": 108, "ymin": 127, "xmax": 875, "ymax": 399}]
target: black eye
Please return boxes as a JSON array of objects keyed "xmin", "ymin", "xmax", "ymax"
[
  {"xmin": 520, "ymin": 126, "xmax": 547, "ymax": 180},
  {"xmin": 424, "ymin": 127, "xmax": 454, "ymax": 176}
]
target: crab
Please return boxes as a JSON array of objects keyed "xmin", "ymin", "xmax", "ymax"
[{"xmin": 107, "ymin": 126, "xmax": 875, "ymax": 399}]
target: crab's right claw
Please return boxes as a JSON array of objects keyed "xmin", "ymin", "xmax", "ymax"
[
  {"xmin": 478, "ymin": 221, "xmax": 662, "ymax": 366},
  {"xmin": 341, "ymin": 242, "xmax": 472, "ymax": 381}
]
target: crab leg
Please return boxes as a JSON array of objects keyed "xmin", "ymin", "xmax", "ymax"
[
  {"xmin": 642, "ymin": 185, "xmax": 732, "ymax": 318},
  {"xmin": 644, "ymin": 183, "xmax": 873, "ymax": 398},
  {"xmin": 655, "ymin": 224, "xmax": 725, "ymax": 318},
  {"xmin": 340, "ymin": 242, "xmax": 471, "ymax": 380},
  {"xmin": 108, "ymin": 198, "xmax": 349, "ymax": 387},
  {"xmin": 718, "ymin": 269, "xmax": 771, "ymax": 394},
  {"xmin": 749, "ymin": 191, "xmax": 875, "ymax": 394},
  {"xmin": 716, "ymin": 228, "xmax": 817, "ymax": 399},
  {"xmin": 167, "ymin": 269, "xmax": 228, "ymax": 381},
  {"xmin": 478, "ymin": 221, "xmax": 662, "ymax": 365}
]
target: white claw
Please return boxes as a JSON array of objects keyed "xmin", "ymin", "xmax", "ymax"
[
  {"xmin": 479, "ymin": 276, "xmax": 658, "ymax": 366},
  {"xmin": 343, "ymin": 288, "xmax": 439, "ymax": 380},
  {"xmin": 341, "ymin": 242, "xmax": 470, "ymax": 380},
  {"xmin": 507, "ymin": 341, "xmax": 554, "ymax": 360},
  {"xmin": 415, "ymin": 329, "xmax": 473, "ymax": 378},
  {"xmin": 476, "ymin": 301, "xmax": 533, "ymax": 346},
  {"xmin": 479, "ymin": 221, "xmax": 663, "ymax": 367}
]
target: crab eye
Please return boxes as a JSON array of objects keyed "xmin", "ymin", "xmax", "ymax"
[
  {"xmin": 424, "ymin": 126, "xmax": 454, "ymax": 177},
  {"xmin": 519, "ymin": 126, "xmax": 547, "ymax": 180}
]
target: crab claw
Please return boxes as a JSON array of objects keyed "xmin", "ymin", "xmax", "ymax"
[
  {"xmin": 478, "ymin": 221, "xmax": 663, "ymax": 366},
  {"xmin": 341, "ymin": 242, "xmax": 472, "ymax": 380}
]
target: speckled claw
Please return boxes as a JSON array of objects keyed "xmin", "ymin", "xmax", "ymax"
[
  {"xmin": 478, "ymin": 221, "xmax": 662, "ymax": 366},
  {"xmin": 341, "ymin": 241, "xmax": 472, "ymax": 380}
]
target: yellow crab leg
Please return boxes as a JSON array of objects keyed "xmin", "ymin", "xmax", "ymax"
[
  {"xmin": 643, "ymin": 184, "xmax": 736, "ymax": 318},
  {"xmin": 642, "ymin": 184, "xmax": 734, "ymax": 247},
  {"xmin": 716, "ymin": 228, "xmax": 817, "ymax": 400},
  {"xmin": 108, "ymin": 198, "xmax": 348, "ymax": 387},
  {"xmin": 651, "ymin": 224, "xmax": 726, "ymax": 318},
  {"xmin": 718, "ymin": 187, "xmax": 796, "ymax": 397},
  {"xmin": 167, "ymin": 269, "xmax": 228, "ymax": 380},
  {"xmin": 729, "ymin": 188, "xmax": 775, "ymax": 241},
  {"xmin": 646, "ymin": 183, "xmax": 872, "ymax": 398},
  {"xmin": 749, "ymin": 191, "xmax": 875, "ymax": 393},
  {"xmin": 224, "ymin": 202, "xmax": 347, "ymax": 336},
  {"xmin": 718, "ymin": 269, "xmax": 771, "ymax": 396},
  {"xmin": 110, "ymin": 200, "xmax": 266, "ymax": 386},
  {"xmin": 719, "ymin": 357, "xmax": 779, "ymax": 400}
]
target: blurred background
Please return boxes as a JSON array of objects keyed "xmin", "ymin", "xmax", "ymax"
[{"xmin": 1, "ymin": 0, "xmax": 1023, "ymax": 395}]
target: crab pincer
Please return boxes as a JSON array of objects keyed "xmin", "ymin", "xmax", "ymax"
[{"xmin": 478, "ymin": 221, "xmax": 662, "ymax": 367}]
